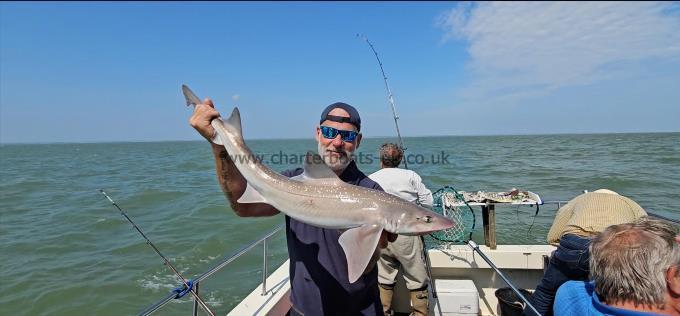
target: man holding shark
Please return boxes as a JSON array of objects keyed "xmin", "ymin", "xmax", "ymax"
[{"xmin": 190, "ymin": 98, "xmax": 400, "ymax": 315}]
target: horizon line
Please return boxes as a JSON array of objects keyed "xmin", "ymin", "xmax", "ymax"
[{"xmin": 2, "ymin": 130, "xmax": 678, "ymax": 146}]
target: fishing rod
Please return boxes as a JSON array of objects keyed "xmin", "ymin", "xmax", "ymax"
[
  {"xmin": 357, "ymin": 33, "xmax": 408, "ymax": 169},
  {"xmin": 467, "ymin": 240, "xmax": 540, "ymax": 316},
  {"xmin": 99, "ymin": 190, "xmax": 216, "ymax": 316}
]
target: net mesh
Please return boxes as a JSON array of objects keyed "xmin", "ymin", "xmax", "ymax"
[{"xmin": 427, "ymin": 186, "xmax": 476, "ymax": 248}]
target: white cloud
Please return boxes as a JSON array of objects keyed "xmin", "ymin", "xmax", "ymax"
[{"xmin": 438, "ymin": 1, "xmax": 680, "ymax": 103}]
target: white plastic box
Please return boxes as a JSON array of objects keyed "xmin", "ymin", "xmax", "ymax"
[{"xmin": 432, "ymin": 279, "xmax": 479, "ymax": 316}]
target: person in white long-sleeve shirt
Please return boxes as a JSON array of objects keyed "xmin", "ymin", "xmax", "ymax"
[{"xmin": 369, "ymin": 143, "xmax": 433, "ymax": 316}]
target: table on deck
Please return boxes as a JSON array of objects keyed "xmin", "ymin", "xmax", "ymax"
[{"xmin": 450, "ymin": 199, "xmax": 543, "ymax": 250}]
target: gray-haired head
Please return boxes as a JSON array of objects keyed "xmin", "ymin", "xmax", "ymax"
[
  {"xmin": 379, "ymin": 143, "xmax": 404, "ymax": 168},
  {"xmin": 589, "ymin": 217, "xmax": 679, "ymax": 309}
]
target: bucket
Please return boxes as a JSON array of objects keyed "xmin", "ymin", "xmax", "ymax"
[{"xmin": 494, "ymin": 287, "xmax": 533, "ymax": 316}]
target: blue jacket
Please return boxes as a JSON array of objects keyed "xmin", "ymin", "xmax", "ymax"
[{"xmin": 555, "ymin": 281, "xmax": 664, "ymax": 316}]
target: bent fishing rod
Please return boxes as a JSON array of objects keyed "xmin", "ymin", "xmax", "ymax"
[
  {"xmin": 99, "ymin": 190, "xmax": 216, "ymax": 316},
  {"xmin": 358, "ymin": 33, "xmax": 408, "ymax": 169},
  {"xmin": 358, "ymin": 34, "xmax": 443, "ymax": 315}
]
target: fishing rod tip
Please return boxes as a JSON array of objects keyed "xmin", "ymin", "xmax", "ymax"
[{"xmin": 99, "ymin": 189, "xmax": 115, "ymax": 204}]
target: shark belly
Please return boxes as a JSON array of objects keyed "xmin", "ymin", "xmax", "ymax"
[{"xmin": 262, "ymin": 188, "xmax": 370, "ymax": 229}]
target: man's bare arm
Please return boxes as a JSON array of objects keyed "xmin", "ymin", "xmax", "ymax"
[
  {"xmin": 190, "ymin": 98, "xmax": 279, "ymax": 217},
  {"xmin": 210, "ymin": 143, "xmax": 279, "ymax": 217}
]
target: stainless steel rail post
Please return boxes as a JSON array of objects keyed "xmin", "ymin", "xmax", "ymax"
[
  {"xmin": 261, "ymin": 237, "xmax": 268, "ymax": 296},
  {"xmin": 192, "ymin": 282, "xmax": 200, "ymax": 316}
]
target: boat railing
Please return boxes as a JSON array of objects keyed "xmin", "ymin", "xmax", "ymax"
[
  {"xmin": 539, "ymin": 201, "xmax": 677, "ymax": 225},
  {"xmin": 139, "ymin": 224, "xmax": 285, "ymax": 316},
  {"xmin": 473, "ymin": 200, "xmax": 677, "ymax": 250}
]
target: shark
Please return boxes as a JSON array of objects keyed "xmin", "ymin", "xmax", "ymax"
[{"xmin": 183, "ymin": 85, "xmax": 455, "ymax": 283}]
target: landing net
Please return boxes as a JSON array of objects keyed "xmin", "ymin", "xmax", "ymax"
[{"xmin": 427, "ymin": 186, "xmax": 476, "ymax": 247}]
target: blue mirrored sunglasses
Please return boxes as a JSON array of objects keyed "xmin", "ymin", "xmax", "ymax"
[{"xmin": 320, "ymin": 126, "xmax": 358, "ymax": 142}]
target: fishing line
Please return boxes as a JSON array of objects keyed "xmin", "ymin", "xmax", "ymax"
[
  {"xmin": 511, "ymin": 203, "xmax": 541, "ymax": 238},
  {"xmin": 99, "ymin": 190, "xmax": 216, "ymax": 316},
  {"xmin": 525, "ymin": 203, "xmax": 541, "ymax": 238}
]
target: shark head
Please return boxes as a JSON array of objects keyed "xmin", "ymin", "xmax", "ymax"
[{"xmin": 384, "ymin": 202, "xmax": 456, "ymax": 235}]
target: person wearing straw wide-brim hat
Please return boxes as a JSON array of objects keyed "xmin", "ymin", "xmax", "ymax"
[{"xmin": 524, "ymin": 189, "xmax": 647, "ymax": 316}]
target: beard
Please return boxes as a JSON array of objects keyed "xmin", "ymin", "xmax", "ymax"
[{"xmin": 317, "ymin": 142, "xmax": 354, "ymax": 172}]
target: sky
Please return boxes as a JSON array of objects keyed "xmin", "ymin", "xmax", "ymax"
[{"xmin": 1, "ymin": 2, "xmax": 679, "ymax": 143}]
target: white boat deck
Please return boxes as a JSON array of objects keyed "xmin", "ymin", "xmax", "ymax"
[{"xmin": 229, "ymin": 244, "xmax": 555, "ymax": 316}]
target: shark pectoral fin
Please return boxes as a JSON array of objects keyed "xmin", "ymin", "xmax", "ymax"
[
  {"xmin": 237, "ymin": 183, "xmax": 268, "ymax": 204},
  {"xmin": 211, "ymin": 132, "xmax": 224, "ymax": 145},
  {"xmin": 338, "ymin": 224, "xmax": 384, "ymax": 283}
]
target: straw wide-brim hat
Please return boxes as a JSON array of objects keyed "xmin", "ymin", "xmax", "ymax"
[{"xmin": 593, "ymin": 189, "xmax": 619, "ymax": 195}]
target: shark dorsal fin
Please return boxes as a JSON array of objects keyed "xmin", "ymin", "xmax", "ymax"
[
  {"xmin": 303, "ymin": 151, "xmax": 340, "ymax": 180},
  {"xmin": 224, "ymin": 107, "xmax": 243, "ymax": 135}
]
